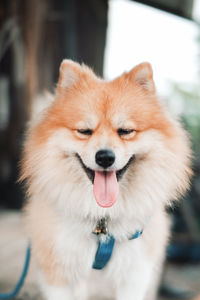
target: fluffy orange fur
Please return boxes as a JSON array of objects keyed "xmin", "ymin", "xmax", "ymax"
[{"xmin": 20, "ymin": 60, "xmax": 192, "ymax": 300}]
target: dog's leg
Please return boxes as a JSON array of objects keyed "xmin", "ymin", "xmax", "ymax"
[
  {"xmin": 116, "ymin": 283, "xmax": 148, "ymax": 300},
  {"xmin": 115, "ymin": 265, "xmax": 153, "ymax": 300},
  {"xmin": 36, "ymin": 269, "xmax": 72, "ymax": 300},
  {"xmin": 40, "ymin": 284, "xmax": 74, "ymax": 300},
  {"xmin": 38, "ymin": 271, "xmax": 88, "ymax": 300},
  {"xmin": 40, "ymin": 282, "xmax": 89, "ymax": 300},
  {"xmin": 144, "ymin": 263, "xmax": 163, "ymax": 300}
]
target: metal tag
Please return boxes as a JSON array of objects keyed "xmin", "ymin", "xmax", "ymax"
[{"xmin": 93, "ymin": 218, "xmax": 108, "ymax": 235}]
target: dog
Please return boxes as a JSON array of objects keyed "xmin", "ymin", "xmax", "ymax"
[{"xmin": 20, "ymin": 60, "xmax": 192, "ymax": 300}]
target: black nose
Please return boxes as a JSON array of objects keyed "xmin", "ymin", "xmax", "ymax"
[{"xmin": 95, "ymin": 149, "xmax": 115, "ymax": 168}]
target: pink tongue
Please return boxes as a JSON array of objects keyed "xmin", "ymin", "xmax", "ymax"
[{"xmin": 93, "ymin": 171, "xmax": 119, "ymax": 207}]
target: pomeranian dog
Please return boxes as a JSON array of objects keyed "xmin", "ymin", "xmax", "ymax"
[{"xmin": 21, "ymin": 60, "xmax": 192, "ymax": 300}]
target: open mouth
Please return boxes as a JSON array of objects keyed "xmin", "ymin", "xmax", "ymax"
[
  {"xmin": 76, "ymin": 154, "xmax": 135, "ymax": 183},
  {"xmin": 76, "ymin": 154, "xmax": 135, "ymax": 207}
]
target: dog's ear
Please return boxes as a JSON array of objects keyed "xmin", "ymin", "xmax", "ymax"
[
  {"xmin": 57, "ymin": 59, "xmax": 96, "ymax": 92},
  {"xmin": 58, "ymin": 59, "xmax": 81, "ymax": 89},
  {"xmin": 127, "ymin": 62, "xmax": 155, "ymax": 93}
]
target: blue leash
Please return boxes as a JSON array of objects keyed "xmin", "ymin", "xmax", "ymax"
[
  {"xmin": 0, "ymin": 228, "xmax": 142, "ymax": 298},
  {"xmin": 92, "ymin": 235, "xmax": 115, "ymax": 270},
  {"xmin": 92, "ymin": 230, "xmax": 143, "ymax": 270},
  {"xmin": 0, "ymin": 243, "xmax": 31, "ymax": 299}
]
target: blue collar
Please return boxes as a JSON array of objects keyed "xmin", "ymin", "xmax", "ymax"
[{"xmin": 92, "ymin": 230, "xmax": 143, "ymax": 270}]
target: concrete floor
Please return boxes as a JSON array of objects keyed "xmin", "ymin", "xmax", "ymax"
[{"xmin": 0, "ymin": 210, "xmax": 200, "ymax": 300}]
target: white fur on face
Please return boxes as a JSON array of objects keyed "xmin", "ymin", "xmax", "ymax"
[{"xmin": 26, "ymin": 117, "xmax": 190, "ymax": 225}]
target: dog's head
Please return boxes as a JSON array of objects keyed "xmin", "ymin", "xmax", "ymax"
[{"xmin": 21, "ymin": 60, "xmax": 192, "ymax": 214}]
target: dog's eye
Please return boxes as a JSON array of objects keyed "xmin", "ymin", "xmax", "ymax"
[
  {"xmin": 77, "ymin": 129, "xmax": 93, "ymax": 135},
  {"xmin": 117, "ymin": 128, "xmax": 134, "ymax": 136}
]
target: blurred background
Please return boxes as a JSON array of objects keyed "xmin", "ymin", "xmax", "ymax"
[{"xmin": 0, "ymin": 0, "xmax": 200, "ymax": 299}]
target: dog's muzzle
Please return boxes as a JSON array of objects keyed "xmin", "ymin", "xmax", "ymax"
[{"xmin": 76, "ymin": 154, "xmax": 135, "ymax": 183}]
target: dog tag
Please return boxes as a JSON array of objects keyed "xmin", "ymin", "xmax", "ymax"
[{"xmin": 93, "ymin": 218, "xmax": 108, "ymax": 235}]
